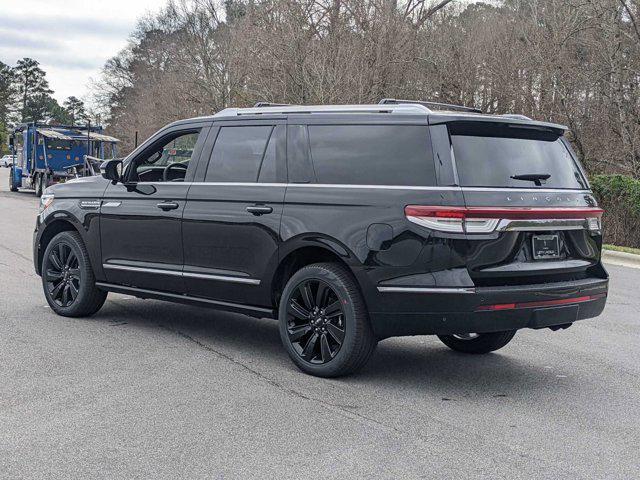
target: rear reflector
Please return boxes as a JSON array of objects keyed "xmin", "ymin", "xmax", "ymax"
[
  {"xmin": 476, "ymin": 293, "xmax": 606, "ymax": 312},
  {"xmin": 405, "ymin": 206, "xmax": 604, "ymax": 233}
]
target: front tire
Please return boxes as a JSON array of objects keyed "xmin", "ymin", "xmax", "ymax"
[
  {"xmin": 438, "ymin": 331, "xmax": 517, "ymax": 354},
  {"xmin": 34, "ymin": 173, "xmax": 42, "ymax": 197},
  {"xmin": 40, "ymin": 171, "xmax": 48, "ymax": 194},
  {"xmin": 41, "ymin": 231, "xmax": 107, "ymax": 317},
  {"xmin": 278, "ymin": 263, "xmax": 377, "ymax": 377}
]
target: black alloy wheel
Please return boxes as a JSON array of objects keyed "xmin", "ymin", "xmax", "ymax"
[
  {"xmin": 41, "ymin": 231, "xmax": 107, "ymax": 317},
  {"xmin": 286, "ymin": 279, "xmax": 346, "ymax": 364},
  {"xmin": 45, "ymin": 243, "xmax": 81, "ymax": 307},
  {"xmin": 278, "ymin": 263, "xmax": 377, "ymax": 377}
]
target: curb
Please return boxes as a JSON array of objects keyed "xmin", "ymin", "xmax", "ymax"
[{"xmin": 602, "ymin": 249, "xmax": 640, "ymax": 269}]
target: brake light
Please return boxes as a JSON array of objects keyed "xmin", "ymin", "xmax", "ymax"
[{"xmin": 405, "ymin": 206, "xmax": 604, "ymax": 233}]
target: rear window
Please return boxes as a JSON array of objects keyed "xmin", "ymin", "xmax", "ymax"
[
  {"xmin": 307, "ymin": 125, "xmax": 435, "ymax": 186},
  {"xmin": 450, "ymin": 123, "xmax": 586, "ymax": 189}
]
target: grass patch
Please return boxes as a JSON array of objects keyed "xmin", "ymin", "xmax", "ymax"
[{"xmin": 603, "ymin": 244, "xmax": 640, "ymax": 255}]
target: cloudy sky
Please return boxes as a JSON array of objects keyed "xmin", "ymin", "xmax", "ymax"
[{"xmin": 0, "ymin": 0, "xmax": 167, "ymax": 106}]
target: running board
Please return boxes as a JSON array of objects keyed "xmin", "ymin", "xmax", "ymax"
[{"xmin": 95, "ymin": 282, "xmax": 275, "ymax": 319}]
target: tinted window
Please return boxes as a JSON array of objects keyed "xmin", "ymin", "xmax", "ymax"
[
  {"xmin": 287, "ymin": 125, "xmax": 314, "ymax": 183},
  {"xmin": 430, "ymin": 124, "xmax": 456, "ymax": 186},
  {"xmin": 257, "ymin": 125, "xmax": 284, "ymax": 183},
  {"xmin": 450, "ymin": 124, "xmax": 586, "ymax": 189},
  {"xmin": 307, "ymin": 125, "xmax": 435, "ymax": 185},
  {"xmin": 205, "ymin": 126, "xmax": 273, "ymax": 182}
]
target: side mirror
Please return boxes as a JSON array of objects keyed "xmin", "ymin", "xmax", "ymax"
[{"xmin": 100, "ymin": 159, "xmax": 123, "ymax": 184}]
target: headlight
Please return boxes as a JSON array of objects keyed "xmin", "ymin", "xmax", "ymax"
[{"xmin": 40, "ymin": 193, "xmax": 55, "ymax": 213}]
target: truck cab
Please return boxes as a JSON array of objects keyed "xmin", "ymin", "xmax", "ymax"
[{"xmin": 9, "ymin": 123, "xmax": 119, "ymax": 196}]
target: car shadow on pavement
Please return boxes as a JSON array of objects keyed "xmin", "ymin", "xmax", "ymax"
[
  {"xmin": 358, "ymin": 340, "xmax": 556, "ymax": 397},
  {"xmin": 96, "ymin": 296, "xmax": 571, "ymax": 396}
]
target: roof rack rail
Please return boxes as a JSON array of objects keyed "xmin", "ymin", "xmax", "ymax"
[
  {"xmin": 214, "ymin": 103, "xmax": 431, "ymax": 117},
  {"xmin": 501, "ymin": 113, "xmax": 532, "ymax": 121},
  {"xmin": 253, "ymin": 102, "xmax": 291, "ymax": 108},
  {"xmin": 379, "ymin": 98, "xmax": 482, "ymax": 114}
]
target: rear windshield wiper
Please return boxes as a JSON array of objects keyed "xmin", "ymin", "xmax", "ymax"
[{"xmin": 510, "ymin": 173, "xmax": 551, "ymax": 187}]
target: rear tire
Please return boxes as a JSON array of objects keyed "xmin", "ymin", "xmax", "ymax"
[
  {"xmin": 278, "ymin": 263, "xmax": 377, "ymax": 377},
  {"xmin": 41, "ymin": 231, "xmax": 107, "ymax": 317},
  {"xmin": 438, "ymin": 330, "xmax": 517, "ymax": 354},
  {"xmin": 9, "ymin": 167, "xmax": 18, "ymax": 191}
]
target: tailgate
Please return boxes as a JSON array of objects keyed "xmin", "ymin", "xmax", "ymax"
[{"xmin": 460, "ymin": 189, "xmax": 605, "ymax": 286}]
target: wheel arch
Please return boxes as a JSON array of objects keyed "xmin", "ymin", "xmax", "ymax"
[
  {"xmin": 35, "ymin": 218, "xmax": 83, "ymax": 275},
  {"xmin": 271, "ymin": 238, "xmax": 370, "ymax": 309}
]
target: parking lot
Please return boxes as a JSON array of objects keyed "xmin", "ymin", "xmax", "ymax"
[{"xmin": 0, "ymin": 174, "xmax": 638, "ymax": 479}]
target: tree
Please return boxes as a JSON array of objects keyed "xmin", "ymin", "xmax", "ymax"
[
  {"xmin": 0, "ymin": 61, "xmax": 13, "ymax": 124},
  {"xmin": 0, "ymin": 61, "xmax": 13, "ymax": 155},
  {"xmin": 46, "ymin": 96, "xmax": 72, "ymax": 124},
  {"xmin": 63, "ymin": 96, "xmax": 88, "ymax": 125},
  {"xmin": 96, "ymin": 0, "xmax": 640, "ymax": 177},
  {"xmin": 12, "ymin": 58, "xmax": 53, "ymax": 122}
]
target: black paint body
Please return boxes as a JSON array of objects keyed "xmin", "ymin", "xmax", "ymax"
[{"xmin": 34, "ymin": 111, "xmax": 608, "ymax": 338}]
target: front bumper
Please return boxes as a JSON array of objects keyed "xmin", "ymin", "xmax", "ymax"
[{"xmin": 368, "ymin": 277, "xmax": 608, "ymax": 338}]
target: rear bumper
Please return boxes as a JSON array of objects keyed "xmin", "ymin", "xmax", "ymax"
[{"xmin": 369, "ymin": 277, "xmax": 608, "ymax": 338}]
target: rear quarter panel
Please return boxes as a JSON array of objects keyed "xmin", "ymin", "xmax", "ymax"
[{"xmin": 281, "ymin": 185, "xmax": 467, "ymax": 312}]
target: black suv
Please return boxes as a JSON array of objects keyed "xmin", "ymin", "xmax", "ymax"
[{"xmin": 33, "ymin": 100, "xmax": 608, "ymax": 377}]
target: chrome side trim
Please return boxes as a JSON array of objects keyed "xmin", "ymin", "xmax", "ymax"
[
  {"xmin": 133, "ymin": 181, "xmax": 590, "ymax": 194},
  {"xmin": 288, "ymin": 184, "xmax": 457, "ymax": 191},
  {"xmin": 377, "ymin": 286, "xmax": 476, "ymax": 294},
  {"xmin": 187, "ymin": 182, "xmax": 287, "ymax": 187},
  {"xmin": 103, "ymin": 264, "xmax": 182, "ymax": 276},
  {"xmin": 102, "ymin": 201, "xmax": 122, "ymax": 208},
  {"xmin": 103, "ymin": 264, "xmax": 260, "ymax": 285},
  {"xmin": 182, "ymin": 271, "xmax": 260, "ymax": 285}
]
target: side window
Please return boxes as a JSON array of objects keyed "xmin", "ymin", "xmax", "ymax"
[
  {"xmin": 257, "ymin": 125, "xmax": 285, "ymax": 183},
  {"xmin": 429, "ymin": 124, "xmax": 457, "ymax": 186},
  {"xmin": 205, "ymin": 126, "xmax": 273, "ymax": 182},
  {"xmin": 307, "ymin": 125, "xmax": 436, "ymax": 186},
  {"xmin": 287, "ymin": 124, "xmax": 314, "ymax": 183},
  {"xmin": 131, "ymin": 130, "xmax": 200, "ymax": 183}
]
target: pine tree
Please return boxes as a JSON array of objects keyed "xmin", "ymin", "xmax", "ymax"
[
  {"xmin": 0, "ymin": 61, "xmax": 13, "ymax": 125},
  {"xmin": 0, "ymin": 61, "xmax": 13, "ymax": 155},
  {"xmin": 13, "ymin": 58, "xmax": 53, "ymax": 122},
  {"xmin": 63, "ymin": 96, "xmax": 88, "ymax": 125}
]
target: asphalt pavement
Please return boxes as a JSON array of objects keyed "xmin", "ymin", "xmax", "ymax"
[{"xmin": 0, "ymin": 172, "xmax": 638, "ymax": 479}]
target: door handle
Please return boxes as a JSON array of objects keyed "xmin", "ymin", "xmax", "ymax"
[
  {"xmin": 246, "ymin": 205, "xmax": 273, "ymax": 216},
  {"xmin": 157, "ymin": 201, "xmax": 179, "ymax": 211}
]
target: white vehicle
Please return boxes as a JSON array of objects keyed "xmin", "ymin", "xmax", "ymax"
[{"xmin": 1, "ymin": 154, "xmax": 15, "ymax": 167}]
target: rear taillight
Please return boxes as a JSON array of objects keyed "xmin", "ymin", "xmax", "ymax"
[
  {"xmin": 476, "ymin": 293, "xmax": 606, "ymax": 311},
  {"xmin": 405, "ymin": 206, "xmax": 604, "ymax": 233}
]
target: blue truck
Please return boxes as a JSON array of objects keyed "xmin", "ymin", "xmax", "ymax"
[{"xmin": 8, "ymin": 123, "xmax": 120, "ymax": 196}]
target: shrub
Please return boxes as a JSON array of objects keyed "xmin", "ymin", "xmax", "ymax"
[{"xmin": 591, "ymin": 175, "xmax": 640, "ymax": 249}]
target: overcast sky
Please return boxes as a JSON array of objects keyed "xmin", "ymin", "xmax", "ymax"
[{"xmin": 0, "ymin": 0, "xmax": 167, "ymax": 107}]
